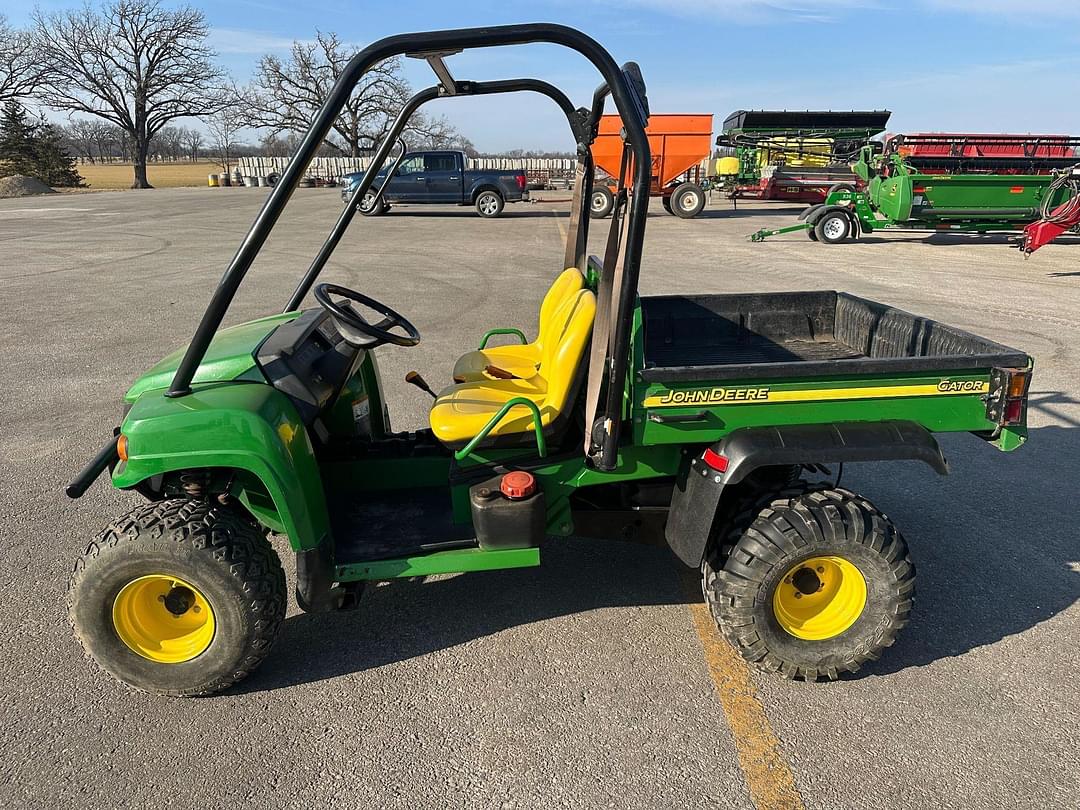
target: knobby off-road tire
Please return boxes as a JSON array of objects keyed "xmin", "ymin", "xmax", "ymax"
[
  {"xmin": 68, "ymin": 499, "xmax": 286, "ymax": 696},
  {"xmin": 703, "ymin": 485, "xmax": 914, "ymax": 680}
]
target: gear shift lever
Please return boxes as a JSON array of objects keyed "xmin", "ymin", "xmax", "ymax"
[{"xmin": 405, "ymin": 371, "xmax": 437, "ymax": 399}]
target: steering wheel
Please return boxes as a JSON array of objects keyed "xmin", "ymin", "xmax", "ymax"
[{"xmin": 313, "ymin": 283, "xmax": 421, "ymax": 348}]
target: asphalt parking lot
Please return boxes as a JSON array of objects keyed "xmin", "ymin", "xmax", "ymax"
[{"xmin": 1, "ymin": 187, "xmax": 1077, "ymax": 809}]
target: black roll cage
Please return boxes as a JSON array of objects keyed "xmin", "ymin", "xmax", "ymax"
[{"xmin": 166, "ymin": 23, "xmax": 652, "ymax": 470}]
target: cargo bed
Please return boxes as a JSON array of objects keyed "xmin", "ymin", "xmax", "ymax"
[{"xmin": 639, "ymin": 291, "xmax": 1028, "ymax": 382}]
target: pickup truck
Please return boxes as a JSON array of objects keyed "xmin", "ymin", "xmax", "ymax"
[{"xmin": 340, "ymin": 150, "xmax": 529, "ymax": 218}]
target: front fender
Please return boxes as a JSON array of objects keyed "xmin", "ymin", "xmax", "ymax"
[{"xmin": 112, "ymin": 383, "xmax": 329, "ymax": 551}]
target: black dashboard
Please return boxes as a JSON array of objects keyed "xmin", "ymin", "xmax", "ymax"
[{"xmin": 255, "ymin": 309, "xmax": 362, "ymax": 424}]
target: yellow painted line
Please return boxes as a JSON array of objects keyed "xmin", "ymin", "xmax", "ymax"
[
  {"xmin": 644, "ymin": 380, "xmax": 989, "ymax": 409},
  {"xmin": 553, "ymin": 207, "xmax": 568, "ymax": 243},
  {"xmin": 688, "ymin": 596, "xmax": 805, "ymax": 810}
]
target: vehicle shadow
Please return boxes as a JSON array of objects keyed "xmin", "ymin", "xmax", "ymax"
[
  {"xmin": 698, "ymin": 205, "xmax": 805, "ymax": 219},
  {"xmin": 238, "ymin": 398, "xmax": 1079, "ymax": 692},
  {"xmin": 381, "ymin": 207, "xmax": 570, "ymax": 219},
  {"xmin": 242, "ymin": 535, "xmax": 691, "ymax": 693}
]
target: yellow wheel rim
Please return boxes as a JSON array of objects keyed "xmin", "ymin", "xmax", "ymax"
[
  {"xmin": 772, "ymin": 556, "xmax": 867, "ymax": 641},
  {"xmin": 112, "ymin": 574, "xmax": 215, "ymax": 663}
]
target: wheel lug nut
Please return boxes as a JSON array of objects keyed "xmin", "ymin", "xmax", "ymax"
[
  {"xmin": 794, "ymin": 593, "xmax": 802, "ymax": 599},
  {"xmin": 158, "ymin": 595, "xmax": 165, "ymax": 602},
  {"xmin": 192, "ymin": 606, "xmax": 201, "ymax": 613},
  {"xmin": 816, "ymin": 566, "xmax": 824, "ymax": 573}
]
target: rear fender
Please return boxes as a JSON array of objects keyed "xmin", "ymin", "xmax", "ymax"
[
  {"xmin": 468, "ymin": 180, "xmax": 502, "ymax": 202},
  {"xmin": 665, "ymin": 420, "xmax": 947, "ymax": 567},
  {"xmin": 111, "ymin": 383, "xmax": 330, "ymax": 551}
]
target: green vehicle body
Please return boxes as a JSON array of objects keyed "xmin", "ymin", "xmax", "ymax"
[
  {"xmin": 750, "ymin": 145, "xmax": 1078, "ymax": 242},
  {"xmin": 108, "ymin": 282, "xmax": 1031, "ymax": 588}
]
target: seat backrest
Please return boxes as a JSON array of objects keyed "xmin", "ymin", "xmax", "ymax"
[
  {"xmin": 536, "ymin": 268, "xmax": 584, "ymax": 349},
  {"xmin": 538, "ymin": 289, "xmax": 596, "ymax": 412}
]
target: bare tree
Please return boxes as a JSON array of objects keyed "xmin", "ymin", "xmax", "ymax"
[
  {"xmin": 207, "ymin": 106, "xmax": 243, "ymax": 173},
  {"xmin": 0, "ymin": 15, "xmax": 39, "ymax": 102},
  {"xmin": 246, "ymin": 31, "xmax": 413, "ymax": 157},
  {"xmin": 183, "ymin": 127, "xmax": 203, "ymax": 162},
  {"xmin": 31, "ymin": 1, "xmax": 226, "ymax": 188}
]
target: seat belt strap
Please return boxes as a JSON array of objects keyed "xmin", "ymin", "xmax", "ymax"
[{"xmin": 563, "ymin": 160, "xmax": 588, "ymax": 272}]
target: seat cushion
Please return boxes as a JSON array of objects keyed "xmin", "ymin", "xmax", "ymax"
[
  {"xmin": 429, "ymin": 377, "xmax": 550, "ymax": 445},
  {"xmin": 451, "ymin": 344, "xmax": 541, "ymax": 383}
]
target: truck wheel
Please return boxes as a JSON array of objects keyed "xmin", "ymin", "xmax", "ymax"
[
  {"xmin": 68, "ymin": 499, "xmax": 287, "ymax": 696},
  {"xmin": 813, "ymin": 211, "xmax": 851, "ymax": 244},
  {"xmin": 589, "ymin": 186, "xmax": 614, "ymax": 219},
  {"xmin": 670, "ymin": 182, "xmax": 706, "ymax": 218},
  {"xmin": 703, "ymin": 485, "xmax": 914, "ymax": 681},
  {"xmin": 475, "ymin": 190, "xmax": 505, "ymax": 218},
  {"xmin": 359, "ymin": 191, "xmax": 385, "ymax": 216}
]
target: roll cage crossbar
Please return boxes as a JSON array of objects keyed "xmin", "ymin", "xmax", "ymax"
[{"xmin": 166, "ymin": 24, "xmax": 652, "ymax": 470}]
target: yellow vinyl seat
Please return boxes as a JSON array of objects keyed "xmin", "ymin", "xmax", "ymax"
[
  {"xmin": 431, "ymin": 289, "xmax": 596, "ymax": 447},
  {"xmin": 452, "ymin": 267, "xmax": 584, "ymax": 382}
]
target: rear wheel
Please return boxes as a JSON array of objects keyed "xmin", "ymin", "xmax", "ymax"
[
  {"xmin": 589, "ymin": 186, "xmax": 614, "ymax": 219},
  {"xmin": 69, "ymin": 499, "xmax": 286, "ymax": 696},
  {"xmin": 702, "ymin": 485, "xmax": 914, "ymax": 680},
  {"xmin": 827, "ymin": 182, "xmax": 856, "ymax": 197},
  {"xmin": 670, "ymin": 182, "xmax": 706, "ymax": 218},
  {"xmin": 475, "ymin": 189, "xmax": 505, "ymax": 218},
  {"xmin": 814, "ymin": 211, "xmax": 851, "ymax": 244}
]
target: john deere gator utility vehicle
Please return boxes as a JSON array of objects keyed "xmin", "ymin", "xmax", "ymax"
[{"xmin": 66, "ymin": 24, "xmax": 1034, "ymax": 696}]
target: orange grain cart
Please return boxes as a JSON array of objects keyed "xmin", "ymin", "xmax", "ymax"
[{"xmin": 590, "ymin": 113, "xmax": 713, "ymax": 218}]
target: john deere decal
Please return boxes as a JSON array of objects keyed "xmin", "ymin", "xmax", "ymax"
[{"xmin": 644, "ymin": 379, "xmax": 990, "ymax": 409}]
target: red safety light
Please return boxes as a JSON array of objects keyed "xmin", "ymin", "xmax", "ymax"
[
  {"xmin": 1004, "ymin": 399, "xmax": 1024, "ymax": 424},
  {"xmin": 516, "ymin": 174, "xmax": 527, "ymax": 191},
  {"xmin": 1010, "ymin": 186, "xmax": 1024, "ymax": 194},
  {"xmin": 702, "ymin": 447, "xmax": 729, "ymax": 472}
]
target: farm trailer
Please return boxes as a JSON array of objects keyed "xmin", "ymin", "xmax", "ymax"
[
  {"xmin": 751, "ymin": 135, "xmax": 1080, "ymax": 244},
  {"xmin": 590, "ymin": 113, "xmax": 713, "ymax": 218},
  {"xmin": 714, "ymin": 109, "xmax": 891, "ymax": 205}
]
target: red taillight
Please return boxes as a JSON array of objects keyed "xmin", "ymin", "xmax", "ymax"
[
  {"xmin": 702, "ymin": 447, "xmax": 729, "ymax": 472},
  {"xmin": 989, "ymin": 367, "xmax": 1031, "ymax": 426},
  {"xmin": 516, "ymin": 174, "xmax": 526, "ymax": 191},
  {"xmin": 1004, "ymin": 399, "xmax": 1024, "ymax": 424}
]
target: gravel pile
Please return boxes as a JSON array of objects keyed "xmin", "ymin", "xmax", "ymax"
[{"xmin": 0, "ymin": 175, "xmax": 57, "ymax": 198}]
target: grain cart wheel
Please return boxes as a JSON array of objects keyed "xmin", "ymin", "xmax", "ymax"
[
  {"xmin": 589, "ymin": 186, "xmax": 614, "ymax": 218},
  {"xmin": 702, "ymin": 485, "xmax": 914, "ymax": 680},
  {"xmin": 661, "ymin": 195, "xmax": 673, "ymax": 214},
  {"xmin": 814, "ymin": 211, "xmax": 851, "ymax": 244},
  {"xmin": 359, "ymin": 190, "xmax": 387, "ymax": 216},
  {"xmin": 68, "ymin": 499, "xmax": 287, "ymax": 696},
  {"xmin": 670, "ymin": 182, "xmax": 706, "ymax": 218},
  {"xmin": 475, "ymin": 189, "xmax": 505, "ymax": 218},
  {"xmin": 827, "ymin": 183, "xmax": 856, "ymax": 197}
]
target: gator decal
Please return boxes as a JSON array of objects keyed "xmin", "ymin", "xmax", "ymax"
[{"xmin": 643, "ymin": 380, "xmax": 990, "ymax": 409}]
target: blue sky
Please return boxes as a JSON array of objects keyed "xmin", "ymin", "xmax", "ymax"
[{"xmin": 8, "ymin": 0, "xmax": 1080, "ymax": 152}]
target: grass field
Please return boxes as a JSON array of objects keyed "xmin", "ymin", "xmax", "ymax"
[{"xmin": 75, "ymin": 161, "xmax": 220, "ymax": 190}]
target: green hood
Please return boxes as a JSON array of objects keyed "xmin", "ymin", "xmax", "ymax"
[{"xmin": 124, "ymin": 312, "xmax": 301, "ymax": 402}]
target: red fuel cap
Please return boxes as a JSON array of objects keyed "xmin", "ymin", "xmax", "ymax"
[{"xmin": 500, "ymin": 471, "xmax": 536, "ymax": 499}]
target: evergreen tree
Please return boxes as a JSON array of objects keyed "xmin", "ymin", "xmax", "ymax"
[
  {"xmin": 0, "ymin": 99, "xmax": 35, "ymax": 176},
  {"xmin": 0, "ymin": 100, "xmax": 83, "ymax": 186},
  {"xmin": 32, "ymin": 115, "xmax": 82, "ymax": 187}
]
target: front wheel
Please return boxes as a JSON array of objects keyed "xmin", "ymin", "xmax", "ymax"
[
  {"xmin": 68, "ymin": 499, "xmax": 287, "ymax": 696},
  {"xmin": 475, "ymin": 190, "xmax": 505, "ymax": 218},
  {"xmin": 703, "ymin": 485, "xmax": 914, "ymax": 680},
  {"xmin": 589, "ymin": 186, "xmax": 614, "ymax": 218},
  {"xmin": 359, "ymin": 190, "xmax": 386, "ymax": 216},
  {"xmin": 814, "ymin": 211, "xmax": 852, "ymax": 243},
  {"xmin": 670, "ymin": 182, "xmax": 706, "ymax": 218}
]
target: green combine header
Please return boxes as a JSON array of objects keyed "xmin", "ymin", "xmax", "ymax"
[{"xmin": 751, "ymin": 133, "xmax": 1080, "ymax": 244}]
